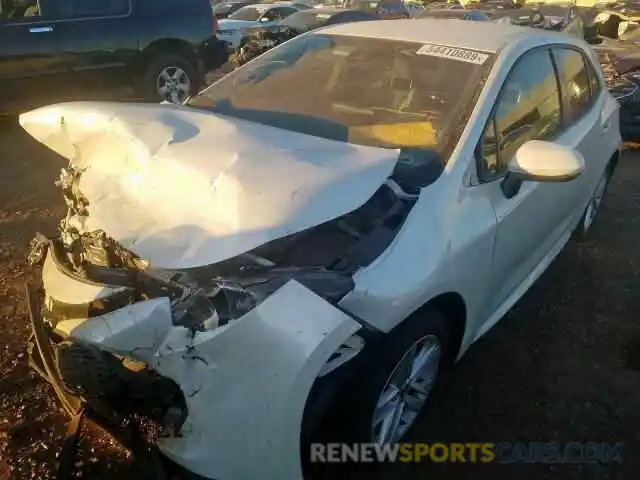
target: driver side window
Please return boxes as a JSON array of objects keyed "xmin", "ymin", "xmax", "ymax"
[{"xmin": 479, "ymin": 48, "xmax": 563, "ymax": 181}]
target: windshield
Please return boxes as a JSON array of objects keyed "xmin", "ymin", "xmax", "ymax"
[
  {"xmin": 188, "ymin": 34, "xmax": 493, "ymax": 153},
  {"xmin": 229, "ymin": 6, "xmax": 263, "ymax": 20}
]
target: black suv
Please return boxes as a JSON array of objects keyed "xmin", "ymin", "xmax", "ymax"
[{"xmin": 0, "ymin": 0, "xmax": 227, "ymax": 113}]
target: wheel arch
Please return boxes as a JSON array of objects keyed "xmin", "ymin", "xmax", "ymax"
[
  {"xmin": 608, "ymin": 149, "xmax": 620, "ymax": 175},
  {"xmin": 300, "ymin": 290, "xmax": 468, "ymax": 450},
  {"xmin": 140, "ymin": 38, "xmax": 200, "ymax": 73},
  {"xmin": 420, "ymin": 291, "xmax": 467, "ymax": 364}
]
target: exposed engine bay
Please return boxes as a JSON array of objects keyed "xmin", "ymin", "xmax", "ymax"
[
  {"xmin": 25, "ymin": 162, "xmax": 401, "ymax": 477},
  {"xmin": 35, "ymin": 145, "xmax": 440, "ymax": 331}
]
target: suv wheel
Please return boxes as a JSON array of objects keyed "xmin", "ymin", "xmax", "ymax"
[{"xmin": 143, "ymin": 54, "xmax": 199, "ymax": 104}]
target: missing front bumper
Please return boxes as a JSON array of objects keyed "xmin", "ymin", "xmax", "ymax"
[
  {"xmin": 26, "ymin": 236, "xmax": 366, "ymax": 479},
  {"xmin": 25, "ymin": 281, "xmax": 180, "ymax": 479}
]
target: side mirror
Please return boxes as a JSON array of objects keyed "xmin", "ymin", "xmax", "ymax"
[{"xmin": 501, "ymin": 140, "xmax": 584, "ymax": 198}]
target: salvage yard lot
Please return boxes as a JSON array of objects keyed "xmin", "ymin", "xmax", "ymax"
[{"xmin": 0, "ymin": 117, "xmax": 639, "ymax": 479}]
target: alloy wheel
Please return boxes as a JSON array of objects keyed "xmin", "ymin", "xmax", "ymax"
[
  {"xmin": 583, "ymin": 170, "xmax": 610, "ymax": 231},
  {"xmin": 371, "ymin": 335, "xmax": 441, "ymax": 445}
]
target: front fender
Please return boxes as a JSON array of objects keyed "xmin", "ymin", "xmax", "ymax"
[{"xmin": 156, "ymin": 281, "xmax": 360, "ymax": 479}]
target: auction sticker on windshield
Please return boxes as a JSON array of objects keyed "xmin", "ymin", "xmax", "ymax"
[{"xmin": 416, "ymin": 44, "xmax": 489, "ymax": 65}]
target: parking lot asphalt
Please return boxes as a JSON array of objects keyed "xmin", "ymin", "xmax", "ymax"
[{"xmin": 1, "ymin": 115, "xmax": 639, "ymax": 479}]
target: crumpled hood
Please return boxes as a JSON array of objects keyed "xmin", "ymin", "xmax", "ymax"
[{"xmin": 19, "ymin": 102, "xmax": 398, "ymax": 269}]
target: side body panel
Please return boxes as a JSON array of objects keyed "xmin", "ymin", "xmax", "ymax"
[{"xmin": 341, "ymin": 33, "xmax": 620, "ymax": 359}]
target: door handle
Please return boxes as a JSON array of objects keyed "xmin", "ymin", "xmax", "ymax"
[
  {"xmin": 601, "ymin": 119, "xmax": 612, "ymax": 133},
  {"xmin": 29, "ymin": 26, "xmax": 53, "ymax": 33}
]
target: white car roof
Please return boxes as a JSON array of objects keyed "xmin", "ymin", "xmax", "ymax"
[{"xmin": 318, "ymin": 18, "xmax": 566, "ymax": 53}]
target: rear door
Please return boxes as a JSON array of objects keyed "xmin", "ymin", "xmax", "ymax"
[
  {"xmin": 550, "ymin": 46, "xmax": 617, "ymax": 202},
  {"xmin": 47, "ymin": 0, "xmax": 138, "ymax": 99},
  {"xmin": 0, "ymin": 0, "xmax": 61, "ymax": 110}
]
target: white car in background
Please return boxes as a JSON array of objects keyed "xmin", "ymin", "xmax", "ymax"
[
  {"xmin": 217, "ymin": 2, "xmax": 303, "ymax": 49},
  {"xmin": 21, "ymin": 18, "xmax": 620, "ymax": 480}
]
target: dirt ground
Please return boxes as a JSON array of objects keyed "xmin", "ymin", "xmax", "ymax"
[{"xmin": 1, "ymin": 114, "xmax": 639, "ymax": 479}]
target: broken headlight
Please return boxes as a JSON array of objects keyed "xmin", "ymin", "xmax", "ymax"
[{"xmin": 173, "ymin": 269, "xmax": 355, "ymax": 330}]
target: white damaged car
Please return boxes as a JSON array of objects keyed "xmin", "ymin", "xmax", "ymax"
[{"xmin": 22, "ymin": 19, "xmax": 620, "ymax": 480}]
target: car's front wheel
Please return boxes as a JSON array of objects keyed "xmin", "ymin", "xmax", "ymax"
[
  {"xmin": 306, "ymin": 308, "xmax": 454, "ymax": 462},
  {"xmin": 369, "ymin": 332, "xmax": 443, "ymax": 444}
]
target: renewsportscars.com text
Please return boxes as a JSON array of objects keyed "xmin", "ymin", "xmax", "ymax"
[{"xmin": 310, "ymin": 442, "xmax": 624, "ymax": 464}]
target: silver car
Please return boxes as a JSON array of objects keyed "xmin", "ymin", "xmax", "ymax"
[{"xmin": 21, "ymin": 18, "xmax": 620, "ymax": 480}]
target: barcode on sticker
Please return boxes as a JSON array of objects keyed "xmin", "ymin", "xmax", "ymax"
[{"xmin": 416, "ymin": 44, "xmax": 489, "ymax": 65}]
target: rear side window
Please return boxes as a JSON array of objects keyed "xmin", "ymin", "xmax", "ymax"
[
  {"xmin": 55, "ymin": 0, "xmax": 130, "ymax": 18},
  {"xmin": 551, "ymin": 48, "xmax": 595, "ymax": 125},
  {"xmin": 587, "ymin": 57, "xmax": 602, "ymax": 99},
  {"xmin": 479, "ymin": 49, "xmax": 562, "ymax": 180}
]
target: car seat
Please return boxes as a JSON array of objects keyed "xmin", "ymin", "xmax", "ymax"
[{"xmin": 383, "ymin": 57, "xmax": 415, "ymax": 111}]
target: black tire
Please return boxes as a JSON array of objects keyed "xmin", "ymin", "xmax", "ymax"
[
  {"xmin": 573, "ymin": 162, "xmax": 614, "ymax": 241},
  {"xmin": 303, "ymin": 308, "xmax": 454, "ymax": 471},
  {"xmin": 141, "ymin": 54, "xmax": 201, "ymax": 103}
]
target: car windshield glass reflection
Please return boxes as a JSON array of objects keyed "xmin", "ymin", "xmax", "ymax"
[{"xmin": 189, "ymin": 34, "xmax": 494, "ymax": 154}]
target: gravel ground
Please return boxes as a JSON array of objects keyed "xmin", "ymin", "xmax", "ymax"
[{"xmin": 1, "ymin": 114, "xmax": 639, "ymax": 479}]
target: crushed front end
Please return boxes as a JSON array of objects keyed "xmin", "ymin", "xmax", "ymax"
[
  {"xmin": 25, "ymin": 225, "xmax": 367, "ymax": 479},
  {"xmin": 24, "ymin": 168, "xmax": 415, "ymax": 478},
  {"xmin": 19, "ymin": 101, "xmax": 430, "ymax": 479},
  {"xmin": 25, "ymin": 236, "xmax": 187, "ymax": 478}
]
